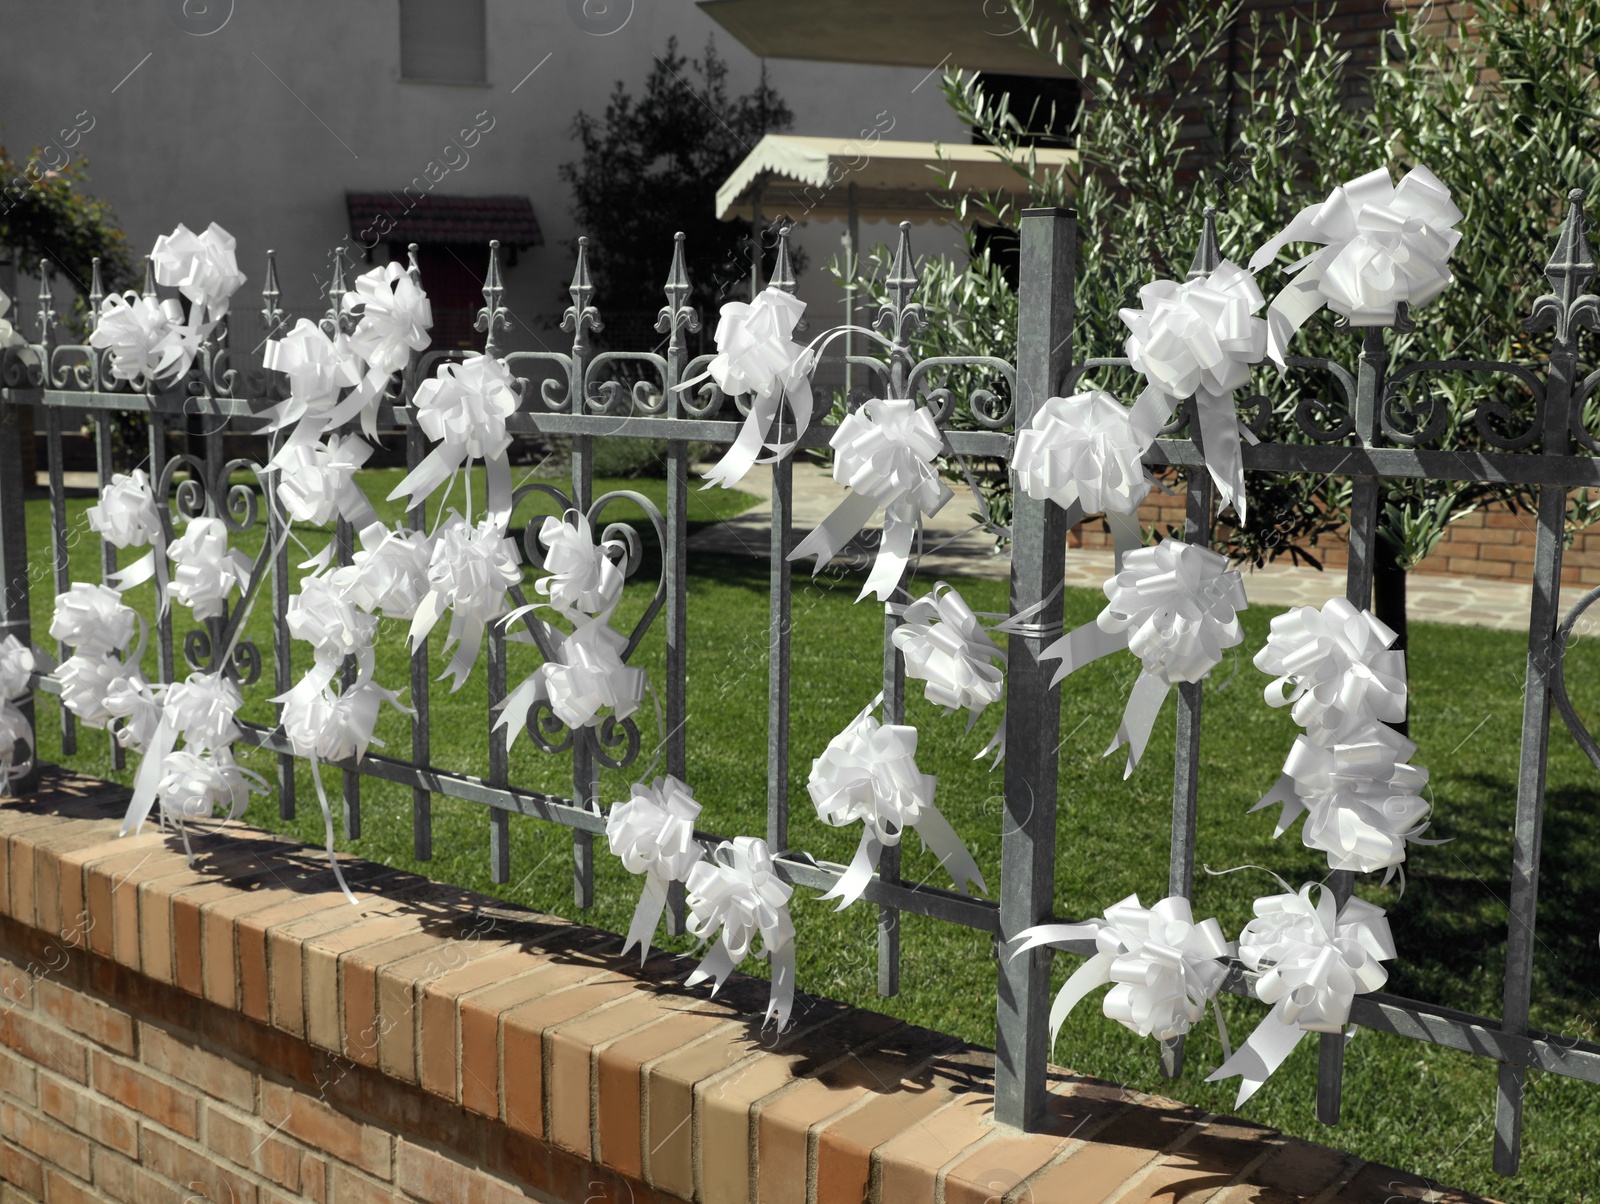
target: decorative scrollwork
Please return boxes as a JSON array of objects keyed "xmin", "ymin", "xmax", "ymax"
[
  {"xmin": 1551, "ymin": 584, "xmax": 1600, "ymax": 776},
  {"xmin": 678, "ymin": 353, "xmax": 726, "ymax": 420},
  {"xmin": 584, "ymin": 351, "xmax": 667, "ymax": 417},
  {"xmin": 1287, "ymin": 357, "xmax": 1359, "ymax": 442},
  {"xmin": 231, "ymin": 639, "xmax": 262, "ymax": 687},
  {"xmin": 221, "ymin": 458, "xmax": 264, "ymax": 533},
  {"xmin": 908, "ymin": 357, "xmax": 1015, "ymax": 430},
  {"xmin": 1572, "ymin": 366, "xmax": 1600, "ymax": 455},
  {"xmin": 525, "ymin": 698, "xmax": 575, "ymax": 755},
  {"xmin": 183, "ymin": 627, "xmax": 212, "ymax": 672},
  {"xmin": 593, "ymin": 714, "xmax": 641, "ymax": 770}
]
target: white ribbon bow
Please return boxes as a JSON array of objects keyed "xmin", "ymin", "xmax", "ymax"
[
  {"xmin": 0, "ymin": 288, "xmax": 25, "ymax": 351},
  {"xmin": 168, "ymin": 516, "xmax": 253, "ymax": 621},
  {"xmin": 344, "ymin": 262, "xmax": 434, "ymax": 407},
  {"xmin": 1043, "ymin": 539, "xmax": 1247, "ymax": 776},
  {"xmin": 408, "ymin": 514, "xmax": 521, "ymax": 691},
  {"xmin": 286, "ymin": 572, "xmax": 378, "ymax": 685},
  {"xmin": 607, "ymin": 775, "xmax": 705, "ymax": 964},
  {"xmin": 496, "ymin": 612, "xmax": 647, "ymax": 739},
  {"xmin": 154, "ymin": 749, "xmax": 263, "ymax": 824},
  {"xmin": 535, "ymin": 511, "xmax": 625, "ymax": 618},
  {"xmin": 122, "ymin": 671, "xmax": 245, "ymax": 836},
  {"xmin": 268, "ymin": 432, "xmax": 379, "ymax": 529},
  {"xmin": 1121, "ymin": 262, "xmax": 1267, "ymax": 522},
  {"xmin": 1013, "ymin": 390, "xmax": 1154, "ymax": 563},
  {"xmin": 1250, "ymin": 165, "xmax": 1462, "ymax": 367},
  {"xmin": 685, "ymin": 836, "xmax": 797, "ymax": 1030},
  {"xmin": 333, "ymin": 522, "xmax": 433, "ymax": 621},
  {"xmin": 891, "ymin": 583, "xmax": 1010, "ymax": 760},
  {"xmin": 260, "ymin": 318, "xmax": 364, "ymax": 437},
  {"xmin": 87, "ymin": 469, "xmax": 170, "ymax": 608},
  {"xmin": 56, "ymin": 653, "xmax": 127, "ymax": 730},
  {"xmin": 388, "ymin": 353, "xmax": 517, "ymax": 524},
  {"xmin": 789, "ymin": 397, "xmax": 953, "ymax": 602},
  {"xmin": 0, "ymin": 635, "xmax": 34, "ymax": 701},
  {"xmin": 1254, "ymin": 599, "xmax": 1407, "ymax": 740},
  {"xmin": 90, "ymin": 292, "xmax": 206, "ymax": 384},
  {"xmin": 1207, "ymin": 881, "xmax": 1395, "ymax": 1107},
  {"xmin": 688, "ymin": 288, "xmax": 818, "ymax": 490},
  {"xmin": 808, "ymin": 697, "xmax": 986, "ymax": 910},
  {"xmin": 0, "ymin": 635, "xmax": 35, "ymax": 794},
  {"xmin": 1011, "ymin": 893, "xmax": 1233, "ymax": 1048},
  {"xmin": 103, "ymin": 671, "xmax": 161, "ymax": 755},
  {"xmin": 150, "ymin": 221, "xmax": 246, "ymax": 323},
  {"xmin": 50, "ymin": 582, "xmax": 137, "ymax": 657}
]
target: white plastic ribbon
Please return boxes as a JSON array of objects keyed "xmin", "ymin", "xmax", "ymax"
[
  {"xmin": 789, "ymin": 397, "xmax": 953, "ymax": 602},
  {"xmin": 685, "ymin": 836, "xmax": 797, "ymax": 1030},
  {"xmin": 56, "ymin": 653, "xmax": 126, "ymax": 730},
  {"xmin": 154, "ymin": 749, "xmax": 262, "ymax": 824},
  {"xmin": 103, "ymin": 671, "xmax": 161, "ymax": 755},
  {"xmin": 87, "ymin": 469, "xmax": 169, "ymax": 607},
  {"xmin": 333, "ymin": 522, "xmax": 433, "ymax": 621},
  {"xmin": 168, "ymin": 516, "xmax": 253, "ymax": 621},
  {"xmin": 1207, "ymin": 881, "xmax": 1395, "ymax": 1107},
  {"xmin": 0, "ymin": 287, "xmax": 25, "ymax": 351},
  {"xmin": 89, "ymin": 292, "xmax": 205, "ymax": 384},
  {"xmin": 1121, "ymin": 262, "xmax": 1267, "ymax": 522},
  {"xmin": 0, "ymin": 635, "xmax": 33, "ymax": 701},
  {"xmin": 607, "ymin": 775, "xmax": 705, "ymax": 964},
  {"xmin": 267, "ymin": 432, "xmax": 379, "ymax": 528},
  {"xmin": 408, "ymin": 514, "xmax": 520, "ymax": 691},
  {"xmin": 1254, "ymin": 599, "xmax": 1407, "ymax": 741},
  {"xmin": 495, "ymin": 612, "xmax": 647, "ymax": 738},
  {"xmin": 1013, "ymin": 390, "xmax": 1153, "ymax": 562},
  {"xmin": 286, "ymin": 572, "xmax": 378, "ymax": 686},
  {"xmin": 808, "ymin": 697, "xmax": 985, "ymax": 910},
  {"xmin": 1042, "ymin": 539, "xmax": 1247, "ymax": 776},
  {"xmin": 0, "ymin": 635, "xmax": 35, "ymax": 794},
  {"xmin": 151, "ymin": 221, "xmax": 246, "ymax": 323},
  {"xmin": 50, "ymin": 582, "xmax": 137, "ymax": 657},
  {"xmin": 687, "ymin": 288, "xmax": 818, "ymax": 490},
  {"xmin": 1250, "ymin": 166, "xmax": 1462, "ymax": 367},
  {"xmin": 388, "ymin": 353, "xmax": 517, "ymax": 524},
  {"xmin": 122, "ymin": 671, "xmax": 244, "ymax": 837},
  {"xmin": 343, "ymin": 262, "xmax": 434, "ymax": 414},
  {"xmin": 1011, "ymin": 893, "xmax": 1232, "ymax": 1048},
  {"xmin": 891, "ymin": 583, "xmax": 1010, "ymax": 761},
  {"xmin": 260, "ymin": 318, "xmax": 364, "ymax": 437},
  {"xmin": 535, "ymin": 511, "xmax": 625, "ymax": 617}
]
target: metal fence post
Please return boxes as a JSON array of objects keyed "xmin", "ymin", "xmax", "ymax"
[
  {"xmin": 995, "ymin": 207, "xmax": 1075, "ymax": 1129},
  {"xmin": 0, "ymin": 391, "xmax": 36, "ymax": 793}
]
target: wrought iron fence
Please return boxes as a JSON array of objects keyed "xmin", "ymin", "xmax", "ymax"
[{"xmin": 2, "ymin": 198, "xmax": 1599, "ymax": 1181}]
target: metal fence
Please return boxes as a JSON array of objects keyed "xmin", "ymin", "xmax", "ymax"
[{"xmin": 2, "ymin": 199, "xmax": 1599, "ymax": 1180}]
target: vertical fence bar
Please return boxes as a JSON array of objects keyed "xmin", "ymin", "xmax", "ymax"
[
  {"xmin": 401, "ymin": 245, "xmax": 432, "ymax": 863},
  {"xmin": 92, "ymin": 411, "xmax": 125, "ymax": 770},
  {"xmin": 1162, "ymin": 213, "xmax": 1222, "ymax": 1079},
  {"xmin": 477, "ymin": 241, "xmax": 512, "ymax": 883},
  {"xmin": 0, "ymin": 391, "xmax": 34, "ymax": 792},
  {"xmin": 260, "ymin": 250, "xmax": 295, "ymax": 819},
  {"xmin": 767, "ymin": 455, "xmax": 792, "ymax": 854},
  {"xmin": 148, "ymin": 397, "xmax": 175, "ymax": 686},
  {"xmin": 567, "ymin": 238, "xmax": 598, "ymax": 909},
  {"xmin": 43, "ymin": 405, "xmax": 75, "ymax": 755},
  {"xmin": 335, "ymin": 514, "xmax": 360, "ymax": 839},
  {"xmin": 995, "ymin": 207, "xmax": 1075, "ymax": 1129},
  {"xmin": 1494, "ymin": 190, "xmax": 1591, "ymax": 1175}
]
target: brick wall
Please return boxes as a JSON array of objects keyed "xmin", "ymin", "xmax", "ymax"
[{"xmin": 0, "ymin": 772, "xmax": 1495, "ymax": 1204}]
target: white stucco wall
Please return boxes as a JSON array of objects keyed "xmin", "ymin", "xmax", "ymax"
[{"xmin": 0, "ymin": 0, "xmax": 969, "ymax": 354}]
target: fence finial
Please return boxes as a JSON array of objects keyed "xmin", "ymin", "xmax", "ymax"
[
  {"xmin": 1524, "ymin": 189, "xmax": 1599, "ymax": 349},
  {"xmin": 140, "ymin": 255, "xmax": 157, "ymax": 301},
  {"xmin": 656, "ymin": 231, "xmax": 700, "ymax": 351},
  {"xmin": 1188, "ymin": 206, "xmax": 1221, "ymax": 281},
  {"xmin": 260, "ymin": 250, "xmax": 284, "ymax": 338},
  {"xmin": 475, "ymin": 239, "xmax": 510, "ymax": 357},
  {"xmin": 886, "ymin": 221, "xmax": 919, "ymax": 315},
  {"xmin": 563, "ymin": 236, "xmax": 602, "ymax": 345},
  {"xmin": 322, "ymin": 245, "xmax": 351, "ymax": 335},
  {"xmin": 771, "ymin": 224, "xmax": 797, "ymax": 293},
  {"xmin": 88, "ymin": 257, "xmax": 105, "ymax": 334},
  {"xmin": 36, "ymin": 258, "xmax": 54, "ymax": 348}
]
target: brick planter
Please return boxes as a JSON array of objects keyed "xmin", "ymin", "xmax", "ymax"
[{"xmin": 0, "ymin": 771, "xmax": 1497, "ymax": 1203}]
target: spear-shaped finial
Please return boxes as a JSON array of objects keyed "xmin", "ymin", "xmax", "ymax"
[
  {"xmin": 562, "ymin": 235, "xmax": 602, "ymax": 347},
  {"xmin": 475, "ymin": 239, "xmax": 510, "ymax": 356},
  {"xmin": 771, "ymin": 224, "xmax": 797, "ymax": 293},
  {"xmin": 1187, "ymin": 206, "xmax": 1222, "ymax": 281},
  {"xmin": 36, "ymin": 258, "xmax": 55, "ymax": 347},
  {"xmin": 87, "ymin": 257, "xmax": 105, "ymax": 333},
  {"xmin": 886, "ymin": 221, "xmax": 919, "ymax": 317},
  {"xmin": 141, "ymin": 255, "xmax": 157, "ymax": 301},
  {"xmin": 260, "ymin": 250, "xmax": 284, "ymax": 337},
  {"xmin": 655, "ymin": 231, "xmax": 701, "ymax": 352},
  {"xmin": 406, "ymin": 241, "xmax": 421, "ymax": 281}
]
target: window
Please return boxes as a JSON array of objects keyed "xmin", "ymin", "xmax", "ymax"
[
  {"xmin": 399, "ymin": 0, "xmax": 487, "ymax": 84},
  {"xmin": 968, "ymin": 73, "xmax": 1079, "ymax": 149}
]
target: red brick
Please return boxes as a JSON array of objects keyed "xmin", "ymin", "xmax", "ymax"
[
  {"xmin": 259, "ymin": 1079, "xmax": 391, "ymax": 1179},
  {"xmin": 876, "ymin": 1089, "xmax": 996, "ymax": 1202},
  {"xmin": 814, "ymin": 1081, "xmax": 958, "ymax": 1204},
  {"xmin": 501, "ymin": 978, "xmax": 636, "ymax": 1142},
  {"xmin": 19, "ymin": 827, "xmax": 124, "ymax": 939},
  {"xmin": 326, "ymin": 1164, "xmax": 400, "ymax": 1204},
  {"xmin": 596, "ymin": 1009, "xmax": 730, "ymax": 1184},
  {"xmin": 35, "ymin": 980, "xmax": 134, "ymax": 1055},
  {"xmin": 267, "ymin": 899, "xmax": 403, "ymax": 1037},
  {"xmin": 90, "ymin": 1148, "xmax": 184, "ymax": 1204},
  {"xmin": 233, "ymin": 893, "xmax": 353, "ymax": 1023},
  {"xmin": 90, "ymin": 1050, "xmax": 199, "ymax": 1138},
  {"xmin": 78, "ymin": 841, "xmax": 181, "ymax": 962},
  {"xmin": 457, "ymin": 962, "xmax": 605, "ymax": 1118},
  {"xmin": 39, "ymin": 1074, "xmax": 138, "ymax": 1158},
  {"xmin": 137, "ymin": 1021, "xmax": 254, "ymax": 1110},
  {"xmin": 0, "ymin": 1008, "xmax": 87, "ymax": 1084},
  {"xmin": 0, "ymin": 955, "xmax": 33, "ymax": 1011},
  {"xmin": 41, "ymin": 1166, "xmax": 98, "ymax": 1204},
  {"xmin": 0, "ymin": 1098, "xmax": 91, "ymax": 1179},
  {"xmin": 140, "ymin": 1126, "xmax": 258, "ymax": 1204},
  {"xmin": 205, "ymin": 1103, "xmax": 302, "ymax": 1191},
  {"xmin": 301, "ymin": 910, "xmax": 422, "ymax": 1053},
  {"xmin": 0, "ymin": 1045, "xmax": 36, "ymax": 1105},
  {"xmin": 0, "ymin": 1139, "xmax": 43, "ymax": 1199},
  {"xmin": 395, "ymin": 1140, "xmax": 534, "ymax": 1204},
  {"xmin": 416, "ymin": 948, "xmax": 544, "ymax": 1101},
  {"xmin": 368, "ymin": 928, "xmax": 509, "ymax": 1083}
]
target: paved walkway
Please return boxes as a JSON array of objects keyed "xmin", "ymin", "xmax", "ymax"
[{"xmin": 691, "ymin": 461, "xmax": 1600, "ymax": 634}]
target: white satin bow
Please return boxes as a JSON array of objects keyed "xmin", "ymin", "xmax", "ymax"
[
  {"xmin": 0, "ymin": 635, "xmax": 35, "ymax": 793},
  {"xmin": 344, "ymin": 262, "xmax": 434, "ymax": 404},
  {"xmin": 685, "ymin": 836, "xmax": 797, "ymax": 1030},
  {"xmin": 1250, "ymin": 165, "xmax": 1462, "ymax": 367},
  {"xmin": 808, "ymin": 698, "xmax": 986, "ymax": 910},
  {"xmin": 286, "ymin": 572, "xmax": 378, "ymax": 684},
  {"xmin": 50, "ymin": 582, "xmax": 137, "ymax": 657},
  {"xmin": 1043, "ymin": 538, "xmax": 1247, "ymax": 776},
  {"xmin": 268, "ymin": 432, "xmax": 379, "ymax": 528},
  {"xmin": 496, "ymin": 612, "xmax": 647, "ymax": 738},
  {"xmin": 154, "ymin": 749, "xmax": 262, "ymax": 824},
  {"xmin": 1013, "ymin": 390, "xmax": 1154, "ymax": 562},
  {"xmin": 409, "ymin": 514, "xmax": 521, "ymax": 691},
  {"xmin": 168, "ymin": 517, "xmax": 253, "ymax": 621},
  {"xmin": 1121, "ymin": 262, "xmax": 1267, "ymax": 522},
  {"xmin": 690, "ymin": 287, "xmax": 818, "ymax": 490},
  {"xmin": 103, "ymin": 671, "xmax": 161, "ymax": 755},
  {"xmin": 1011, "ymin": 893, "xmax": 1233, "ymax": 1048},
  {"xmin": 87, "ymin": 469, "xmax": 169, "ymax": 608},
  {"xmin": 57, "ymin": 654, "xmax": 127, "ymax": 730},
  {"xmin": 0, "ymin": 635, "xmax": 33, "ymax": 701},
  {"xmin": 90, "ymin": 292, "xmax": 204, "ymax": 383},
  {"xmin": 789, "ymin": 397, "xmax": 953, "ymax": 602},
  {"xmin": 333, "ymin": 522, "xmax": 433, "ymax": 621},
  {"xmin": 151, "ymin": 221, "xmax": 246, "ymax": 323},
  {"xmin": 1254, "ymin": 599, "xmax": 1406, "ymax": 740},
  {"xmin": 891, "ymin": 583, "xmax": 1008, "ymax": 760},
  {"xmin": 122, "ymin": 671, "xmax": 245, "ymax": 837},
  {"xmin": 536, "ymin": 511, "xmax": 625, "ymax": 617},
  {"xmin": 260, "ymin": 318, "xmax": 364, "ymax": 437},
  {"xmin": 1207, "ymin": 881, "xmax": 1395, "ymax": 1106},
  {"xmin": 388, "ymin": 353, "xmax": 517, "ymax": 524},
  {"xmin": 607, "ymin": 775, "xmax": 705, "ymax": 965}
]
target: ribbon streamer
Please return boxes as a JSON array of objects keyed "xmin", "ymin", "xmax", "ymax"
[
  {"xmin": 168, "ymin": 517, "xmax": 253, "ymax": 621},
  {"xmin": 388, "ymin": 353, "xmax": 517, "ymax": 525},
  {"xmin": 1011, "ymin": 893, "xmax": 1233, "ymax": 1049},
  {"xmin": 606, "ymin": 775, "xmax": 705, "ymax": 964},
  {"xmin": 1042, "ymin": 539, "xmax": 1247, "ymax": 776},
  {"xmin": 1121, "ymin": 262, "xmax": 1267, "ymax": 522},
  {"xmin": 1250, "ymin": 165, "xmax": 1462, "ymax": 367},
  {"xmin": 891, "ymin": 583, "xmax": 1009, "ymax": 762},
  {"xmin": 1013, "ymin": 390, "xmax": 1153, "ymax": 564},
  {"xmin": 789, "ymin": 397, "xmax": 953, "ymax": 602},
  {"xmin": 807, "ymin": 695, "xmax": 986, "ymax": 910},
  {"xmin": 87, "ymin": 469, "xmax": 170, "ymax": 613},
  {"xmin": 1207, "ymin": 880, "xmax": 1395, "ymax": 1107},
  {"xmin": 685, "ymin": 836, "xmax": 797, "ymax": 1030},
  {"xmin": 408, "ymin": 514, "xmax": 521, "ymax": 691}
]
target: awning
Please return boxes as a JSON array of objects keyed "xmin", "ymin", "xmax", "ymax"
[
  {"xmin": 715, "ymin": 135, "xmax": 1077, "ymax": 225},
  {"xmin": 345, "ymin": 193, "xmax": 544, "ymax": 247},
  {"xmin": 698, "ymin": 0, "xmax": 1073, "ymax": 75}
]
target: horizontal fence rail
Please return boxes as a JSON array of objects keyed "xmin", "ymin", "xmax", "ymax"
[{"xmin": 2, "ymin": 190, "xmax": 1599, "ymax": 1180}]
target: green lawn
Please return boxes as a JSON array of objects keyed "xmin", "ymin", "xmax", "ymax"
[{"xmin": 19, "ymin": 465, "xmax": 1600, "ymax": 1201}]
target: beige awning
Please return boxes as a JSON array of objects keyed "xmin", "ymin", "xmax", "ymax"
[
  {"xmin": 697, "ymin": 0, "xmax": 1073, "ymax": 76},
  {"xmin": 716, "ymin": 134, "xmax": 1077, "ymax": 225}
]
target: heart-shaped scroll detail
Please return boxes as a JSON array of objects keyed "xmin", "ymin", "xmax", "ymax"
[{"xmin": 1552, "ymin": 584, "xmax": 1600, "ymax": 775}]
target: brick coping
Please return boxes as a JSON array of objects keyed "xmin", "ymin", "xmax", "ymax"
[{"xmin": 0, "ymin": 769, "xmax": 1500, "ymax": 1204}]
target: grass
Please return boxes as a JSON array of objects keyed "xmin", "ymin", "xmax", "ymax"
[{"xmin": 19, "ymin": 465, "xmax": 1600, "ymax": 1201}]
